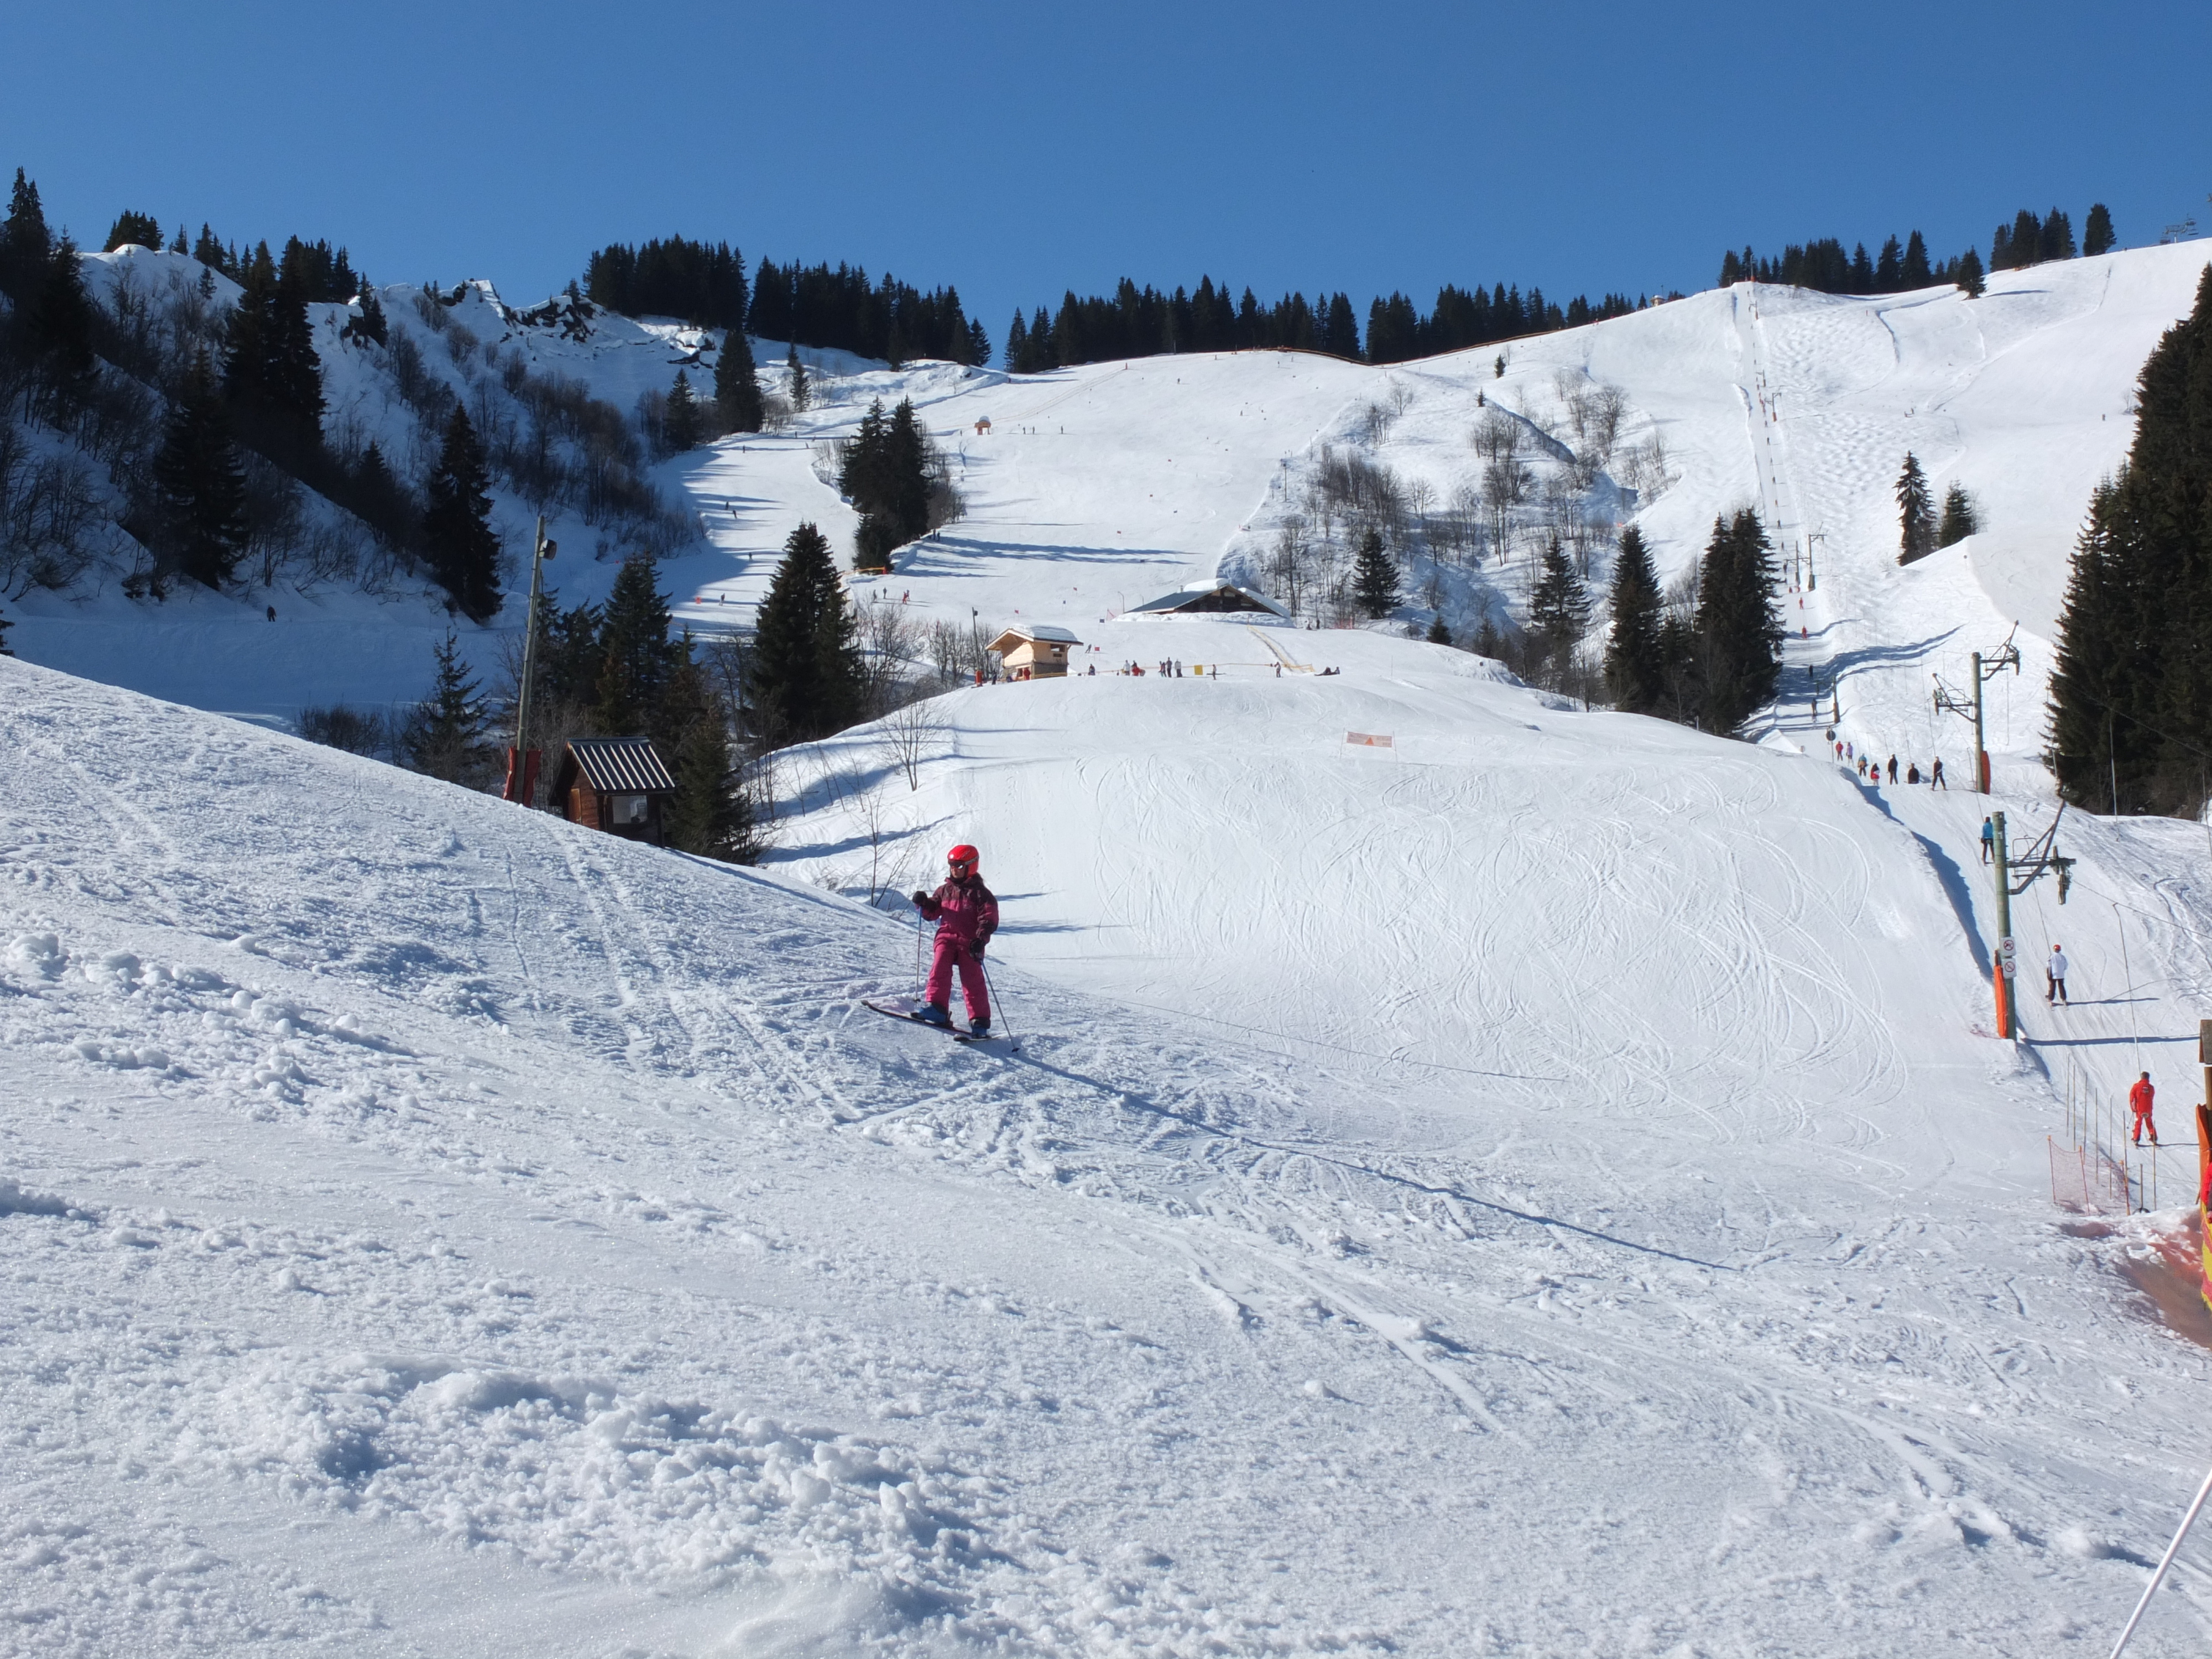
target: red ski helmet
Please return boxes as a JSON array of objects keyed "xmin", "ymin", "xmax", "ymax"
[{"xmin": 946, "ymin": 843, "xmax": 979, "ymax": 874}]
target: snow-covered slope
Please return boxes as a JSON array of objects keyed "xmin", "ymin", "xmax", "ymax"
[
  {"xmin": 9, "ymin": 651, "xmax": 2212, "ymax": 1656},
  {"xmin": 12, "ymin": 242, "xmax": 2212, "ymax": 1653}
]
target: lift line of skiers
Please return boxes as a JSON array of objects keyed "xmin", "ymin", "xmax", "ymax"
[{"xmin": 1828, "ymin": 729, "xmax": 1947, "ymax": 790}]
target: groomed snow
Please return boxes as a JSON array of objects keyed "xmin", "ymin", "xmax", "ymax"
[
  {"xmin": 9, "ymin": 243, "xmax": 2212, "ymax": 1653},
  {"xmin": 7, "ymin": 635, "xmax": 2212, "ymax": 1653}
]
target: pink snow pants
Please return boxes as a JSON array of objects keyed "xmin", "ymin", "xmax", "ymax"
[{"xmin": 926, "ymin": 938, "xmax": 989, "ymax": 1021}]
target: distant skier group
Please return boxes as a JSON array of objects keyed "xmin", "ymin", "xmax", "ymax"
[{"xmin": 1827, "ymin": 731, "xmax": 1944, "ymax": 790}]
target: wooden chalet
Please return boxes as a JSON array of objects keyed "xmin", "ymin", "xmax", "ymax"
[
  {"xmin": 550, "ymin": 737, "xmax": 677, "ymax": 845},
  {"xmin": 987, "ymin": 623, "xmax": 1082, "ymax": 679}
]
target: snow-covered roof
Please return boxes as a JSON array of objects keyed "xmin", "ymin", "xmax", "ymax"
[
  {"xmin": 1126, "ymin": 583, "xmax": 1292, "ymax": 619},
  {"xmin": 993, "ymin": 624, "xmax": 1082, "ymax": 645}
]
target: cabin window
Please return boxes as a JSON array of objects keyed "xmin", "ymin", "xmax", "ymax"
[{"xmin": 610, "ymin": 793, "xmax": 649, "ymax": 825}]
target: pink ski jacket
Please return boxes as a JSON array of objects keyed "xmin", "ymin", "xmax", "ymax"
[{"xmin": 916, "ymin": 875, "xmax": 998, "ymax": 953}]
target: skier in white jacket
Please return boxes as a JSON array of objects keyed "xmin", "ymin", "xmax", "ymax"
[{"xmin": 2047, "ymin": 945, "xmax": 2069, "ymax": 1005}]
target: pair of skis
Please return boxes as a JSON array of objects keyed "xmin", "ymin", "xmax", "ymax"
[{"xmin": 862, "ymin": 997, "xmax": 1018, "ymax": 1053}]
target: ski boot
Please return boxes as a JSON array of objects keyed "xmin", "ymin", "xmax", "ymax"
[
  {"xmin": 968, "ymin": 1016, "xmax": 990, "ymax": 1037},
  {"xmin": 915, "ymin": 1003, "xmax": 952, "ymax": 1029}
]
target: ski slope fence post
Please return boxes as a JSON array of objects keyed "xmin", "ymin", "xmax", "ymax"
[{"xmin": 2107, "ymin": 1458, "xmax": 2212, "ymax": 1658}]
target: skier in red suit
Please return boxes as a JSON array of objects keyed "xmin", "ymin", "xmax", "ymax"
[{"xmin": 2130, "ymin": 1072, "xmax": 2158, "ymax": 1146}]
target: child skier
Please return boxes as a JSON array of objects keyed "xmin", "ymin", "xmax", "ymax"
[{"xmin": 911, "ymin": 844, "xmax": 998, "ymax": 1035}]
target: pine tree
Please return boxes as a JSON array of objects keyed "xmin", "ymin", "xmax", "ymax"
[
  {"xmin": 347, "ymin": 437, "xmax": 411, "ymax": 546},
  {"xmin": 662, "ymin": 656, "xmax": 760, "ymax": 862},
  {"xmin": 883, "ymin": 399, "xmax": 931, "ymax": 541},
  {"xmin": 966, "ymin": 317, "xmax": 992, "ymax": 367},
  {"xmin": 786, "ymin": 343, "xmax": 809, "ymax": 411},
  {"xmin": 2041, "ymin": 207, "xmax": 2076, "ymax": 263},
  {"xmin": 2049, "ymin": 266, "xmax": 2212, "ymax": 816},
  {"xmin": 534, "ymin": 594, "xmax": 606, "ymax": 708},
  {"xmin": 153, "ymin": 349, "xmax": 249, "ymax": 589},
  {"xmin": 421, "ymin": 405, "xmax": 502, "ymax": 622},
  {"xmin": 664, "ymin": 369, "xmax": 701, "ymax": 452},
  {"xmin": 1528, "ymin": 535, "xmax": 1590, "ymax": 665},
  {"xmin": 341, "ymin": 283, "xmax": 389, "ymax": 348},
  {"xmin": 2083, "ymin": 204, "xmax": 2116, "ymax": 258},
  {"xmin": 269, "ymin": 238, "xmax": 326, "ymax": 445},
  {"xmin": 0, "ymin": 168, "xmax": 50, "ymax": 300},
  {"xmin": 748, "ymin": 521, "xmax": 860, "ymax": 743},
  {"xmin": 593, "ymin": 554, "xmax": 682, "ymax": 739},
  {"xmin": 2007, "ymin": 209, "xmax": 2043, "ymax": 269},
  {"xmin": 222, "ymin": 240, "xmax": 325, "ymax": 450},
  {"xmin": 168, "ymin": 225, "xmax": 187, "ymax": 255},
  {"xmin": 222, "ymin": 242, "xmax": 278, "ymax": 409},
  {"xmin": 1353, "ymin": 526, "xmax": 1397, "ymax": 618},
  {"xmin": 1937, "ymin": 482, "xmax": 1979, "ymax": 547},
  {"xmin": 1901, "ymin": 230, "xmax": 1932, "ymax": 288},
  {"xmin": 404, "ymin": 633, "xmax": 493, "ymax": 784},
  {"xmin": 1425, "ymin": 613, "xmax": 1452, "ymax": 645},
  {"xmin": 1603, "ymin": 524, "xmax": 1665, "ymax": 712},
  {"xmin": 2048, "ymin": 479, "xmax": 2144, "ymax": 810},
  {"xmin": 1895, "ymin": 452, "xmax": 1935, "ymax": 564},
  {"xmin": 840, "ymin": 398, "xmax": 887, "ymax": 502},
  {"xmin": 1954, "ymin": 247, "xmax": 1985, "ymax": 297},
  {"xmin": 191, "ymin": 224, "xmax": 228, "ymax": 274},
  {"xmin": 841, "ymin": 398, "xmax": 932, "ymax": 570},
  {"xmin": 712, "ymin": 331, "xmax": 763, "ymax": 432},
  {"xmin": 1004, "ymin": 310, "xmax": 1028, "ymax": 372},
  {"xmin": 1322, "ymin": 293, "xmax": 1361, "ymax": 359},
  {"xmin": 103, "ymin": 210, "xmax": 161, "ymax": 253},
  {"xmin": 1874, "ymin": 236, "xmax": 1903, "ymax": 292},
  {"xmin": 29, "ymin": 235, "xmax": 98, "ymax": 411},
  {"xmin": 1693, "ymin": 510, "xmax": 1780, "ymax": 730}
]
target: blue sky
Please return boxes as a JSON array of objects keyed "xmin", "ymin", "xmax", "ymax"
[{"xmin": 7, "ymin": 0, "xmax": 2206, "ymax": 354}]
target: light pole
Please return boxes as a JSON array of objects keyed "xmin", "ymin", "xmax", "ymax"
[{"xmin": 502, "ymin": 515, "xmax": 555, "ymax": 805}]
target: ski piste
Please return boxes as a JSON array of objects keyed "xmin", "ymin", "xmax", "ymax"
[{"xmin": 862, "ymin": 998, "xmax": 1019, "ymax": 1052}]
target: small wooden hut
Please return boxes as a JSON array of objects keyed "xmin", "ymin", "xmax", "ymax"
[
  {"xmin": 987, "ymin": 623, "xmax": 1082, "ymax": 679},
  {"xmin": 550, "ymin": 737, "xmax": 677, "ymax": 845}
]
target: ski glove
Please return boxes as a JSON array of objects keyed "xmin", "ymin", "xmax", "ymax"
[{"xmin": 911, "ymin": 890, "xmax": 929, "ymax": 906}]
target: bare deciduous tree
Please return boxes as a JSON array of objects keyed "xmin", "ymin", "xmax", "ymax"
[{"xmin": 879, "ymin": 696, "xmax": 946, "ymax": 791}]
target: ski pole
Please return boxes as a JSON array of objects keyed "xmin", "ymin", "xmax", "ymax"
[
  {"xmin": 2110, "ymin": 1458, "xmax": 2212, "ymax": 1659},
  {"xmin": 979, "ymin": 957, "xmax": 1019, "ymax": 1052}
]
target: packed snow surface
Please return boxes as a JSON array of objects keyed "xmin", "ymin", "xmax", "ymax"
[
  {"xmin": 8, "ymin": 633, "xmax": 2212, "ymax": 1653},
  {"xmin": 9, "ymin": 243, "xmax": 2212, "ymax": 1653}
]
